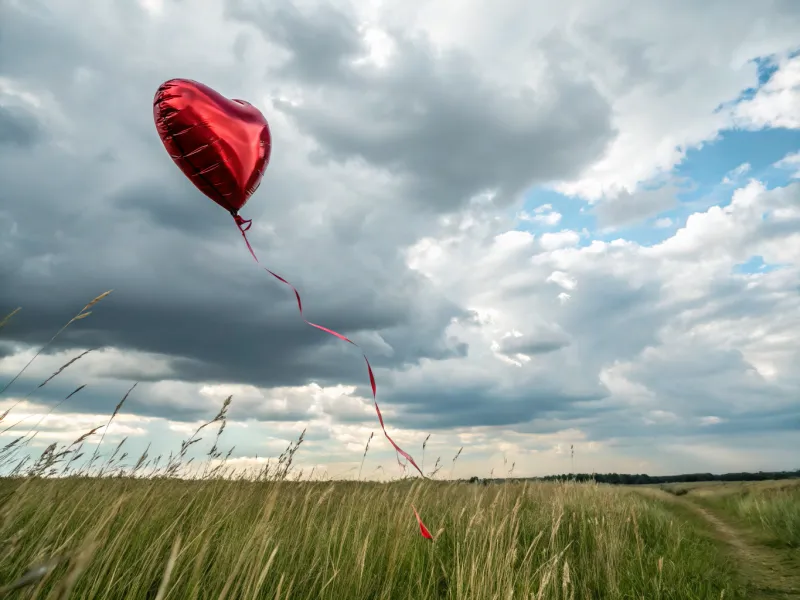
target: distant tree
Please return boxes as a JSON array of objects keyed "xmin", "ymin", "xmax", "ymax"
[{"xmin": 525, "ymin": 469, "xmax": 800, "ymax": 486}]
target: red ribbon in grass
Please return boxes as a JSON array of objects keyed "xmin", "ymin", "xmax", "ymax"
[
  {"xmin": 412, "ymin": 504, "xmax": 433, "ymax": 540},
  {"xmin": 233, "ymin": 214, "xmax": 423, "ymax": 477}
]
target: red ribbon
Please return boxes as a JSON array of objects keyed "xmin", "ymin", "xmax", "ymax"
[
  {"xmin": 232, "ymin": 213, "xmax": 423, "ymax": 477},
  {"xmin": 412, "ymin": 504, "xmax": 433, "ymax": 540}
]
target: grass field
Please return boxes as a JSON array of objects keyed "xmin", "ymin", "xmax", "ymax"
[{"xmin": 0, "ymin": 476, "xmax": 745, "ymax": 599}]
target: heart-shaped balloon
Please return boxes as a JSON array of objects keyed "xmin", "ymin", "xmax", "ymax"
[{"xmin": 153, "ymin": 78, "xmax": 272, "ymax": 214}]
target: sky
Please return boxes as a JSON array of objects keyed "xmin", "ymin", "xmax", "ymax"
[{"xmin": 0, "ymin": 0, "xmax": 799, "ymax": 480}]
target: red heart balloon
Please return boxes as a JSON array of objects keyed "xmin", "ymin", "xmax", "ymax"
[{"xmin": 153, "ymin": 78, "xmax": 272, "ymax": 215}]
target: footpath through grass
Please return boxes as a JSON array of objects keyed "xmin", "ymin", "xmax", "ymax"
[
  {"xmin": 655, "ymin": 480, "xmax": 800, "ymax": 599},
  {"xmin": 0, "ymin": 477, "xmax": 743, "ymax": 599},
  {"xmin": 689, "ymin": 480, "xmax": 800, "ymax": 550}
]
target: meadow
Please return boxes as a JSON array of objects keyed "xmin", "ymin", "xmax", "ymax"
[{"xmin": 0, "ymin": 476, "xmax": 744, "ymax": 599}]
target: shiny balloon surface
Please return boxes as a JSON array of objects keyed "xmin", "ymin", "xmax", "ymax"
[{"xmin": 153, "ymin": 78, "xmax": 271, "ymax": 214}]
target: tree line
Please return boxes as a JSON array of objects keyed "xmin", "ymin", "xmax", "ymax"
[{"xmin": 466, "ymin": 469, "xmax": 800, "ymax": 485}]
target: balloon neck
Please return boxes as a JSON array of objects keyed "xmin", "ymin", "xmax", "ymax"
[{"xmin": 233, "ymin": 212, "xmax": 253, "ymax": 233}]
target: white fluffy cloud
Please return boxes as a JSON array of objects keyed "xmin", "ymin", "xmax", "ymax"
[
  {"xmin": 399, "ymin": 177, "xmax": 800, "ymax": 473},
  {"xmin": 519, "ymin": 204, "xmax": 563, "ymax": 226},
  {"xmin": 775, "ymin": 151, "xmax": 800, "ymax": 179},
  {"xmin": 732, "ymin": 53, "xmax": 800, "ymax": 130}
]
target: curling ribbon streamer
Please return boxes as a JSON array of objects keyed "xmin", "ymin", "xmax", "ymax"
[
  {"xmin": 412, "ymin": 504, "xmax": 433, "ymax": 540},
  {"xmin": 232, "ymin": 213, "xmax": 424, "ymax": 477}
]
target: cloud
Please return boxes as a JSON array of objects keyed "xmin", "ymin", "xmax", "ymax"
[
  {"xmin": 775, "ymin": 151, "xmax": 800, "ymax": 179},
  {"xmin": 495, "ymin": 327, "xmax": 571, "ymax": 359},
  {"xmin": 539, "ymin": 230, "xmax": 581, "ymax": 251},
  {"xmin": 227, "ymin": 1, "xmax": 615, "ymax": 212},
  {"xmin": 546, "ymin": 271, "xmax": 577, "ymax": 291},
  {"xmin": 0, "ymin": 1, "xmax": 474, "ymax": 400},
  {"xmin": 649, "ymin": 179, "xmax": 800, "ymax": 262},
  {"xmin": 399, "ymin": 179, "xmax": 800, "ymax": 444},
  {"xmin": 593, "ymin": 180, "xmax": 689, "ymax": 229},
  {"xmin": 654, "ymin": 217, "xmax": 673, "ymax": 228},
  {"xmin": 732, "ymin": 53, "xmax": 800, "ymax": 130},
  {"xmin": 1, "ymin": 0, "xmax": 799, "ymax": 477},
  {"xmin": 0, "ymin": 104, "xmax": 42, "ymax": 147},
  {"xmin": 548, "ymin": 7, "xmax": 800, "ymax": 200},
  {"xmin": 519, "ymin": 204, "xmax": 563, "ymax": 226},
  {"xmin": 722, "ymin": 162, "xmax": 751, "ymax": 185}
]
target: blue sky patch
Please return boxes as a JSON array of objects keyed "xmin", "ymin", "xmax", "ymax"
[
  {"xmin": 515, "ymin": 187, "xmax": 595, "ymax": 246},
  {"xmin": 513, "ymin": 124, "xmax": 799, "ymax": 250},
  {"xmin": 731, "ymin": 55, "xmax": 781, "ymax": 104},
  {"xmin": 732, "ymin": 255, "xmax": 789, "ymax": 275},
  {"xmin": 510, "ymin": 51, "xmax": 800, "ymax": 254},
  {"xmin": 676, "ymin": 129, "xmax": 800, "ymax": 189}
]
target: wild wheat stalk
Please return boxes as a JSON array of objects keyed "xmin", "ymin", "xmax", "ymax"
[
  {"xmin": 0, "ymin": 307, "xmax": 22, "ymax": 331},
  {"xmin": 2, "ymin": 384, "xmax": 87, "ymax": 440},
  {"xmin": 1, "ymin": 347, "xmax": 95, "ymax": 426},
  {"xmin": 358, "ymin": 431, "xmax": 374, "ymax": 481},
  {"xmin": 0, "ymin": 290, "xmax": 112, "ymax": 397},
  {"xmin": 450, "ymin": 446, "xmax": 463, "ymax": 480},
  {"xmin": 89, "ymin": 382, "xmax": 137, "ymax": 475}
]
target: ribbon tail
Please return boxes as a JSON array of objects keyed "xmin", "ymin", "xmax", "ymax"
[
  {"xmin": 232, "ymin": 215, "xmax": 424, "ymax": 477},
  {"xmin": 412, "ymin": 504, "xmax": 433, "ymax": 540}
]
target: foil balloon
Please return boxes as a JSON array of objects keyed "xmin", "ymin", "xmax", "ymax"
[
  {"xmin": 153, "ymin": 78, "xmax": 271, "ymax": 215},
  {"xmin": 151, "ymin": 78, "xmax": 424, "ymax": 478}
]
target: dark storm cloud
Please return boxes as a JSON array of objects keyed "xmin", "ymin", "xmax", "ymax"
[
  {"xmin": 1, "ymin": 364, "xmax": 317, "ymax": 426},
  {"xmin": 583, "ymin": 405, "xmax": 800, "ymax": 443},
  {"xmin": 227, "ymin": 1, "xmax": 616, "ymax": 213},
  {"xmin": 709, "ymin": 409, "xmax": 800, "ymax": 436},
  {"xmin": 0, "ymin": 342, "xmax": 17, "ymax": 361},
  {"xmin": 0, "ymin": 0, "xmax": 619, "ymax": 425},
  {"xmin": 0, "ymin": 263, "xmax": 465, "ymax": 394},
  {"xmin": 496, "ymin": 329, "xmax": 570, "ymax": 357},
  {"xmin": 389, "ymin": 385, "xmax": 609, "ymax": 430},
  {"xmin": 0, "ymin": 0, "xmax": 475, "ymax": 411},
  {"xmin": 111, "ymin": 181, "xmax": 235, "ymax": 237}
]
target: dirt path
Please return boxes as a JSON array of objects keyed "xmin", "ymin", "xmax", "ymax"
[{"xmin": 642, "ymin": 488, "xmax": 800, "ymax": 599}]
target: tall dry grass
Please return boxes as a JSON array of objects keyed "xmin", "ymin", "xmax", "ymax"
[{"xmin": 0, "ymin": 477, "xmax": 744, "ymax": 599}]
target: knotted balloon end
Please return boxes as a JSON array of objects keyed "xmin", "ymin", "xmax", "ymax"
[{"xmin": 232, "ymin": 212, "xmax": 253, "ymax": 232}]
